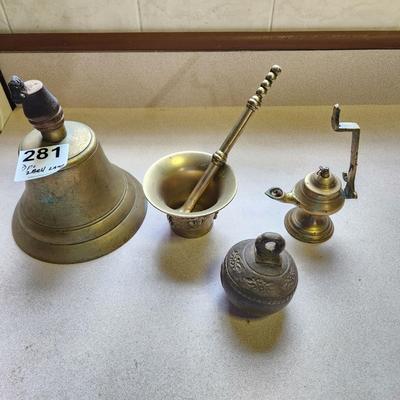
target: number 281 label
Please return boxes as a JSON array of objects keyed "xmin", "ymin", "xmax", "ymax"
[{"xmin": 14, "ymin": 143, "xmax": 69, "ymax": 182}]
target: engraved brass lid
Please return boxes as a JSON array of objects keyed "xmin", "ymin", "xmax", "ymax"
[
  {"xmin": 220, "ymin": 232, "xmax": 298, "ymax": 317},
  {"xmin": 292, "ymin": 166, "xmax": 345, "ymax": 215}
]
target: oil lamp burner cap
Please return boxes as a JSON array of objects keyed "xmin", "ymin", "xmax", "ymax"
[{"xmin": 303, "ymin": 167, "xmax": 341, "ymax": 196}]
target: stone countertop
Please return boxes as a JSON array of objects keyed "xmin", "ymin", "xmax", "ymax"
[{"xmin": 0, "ymin": 105, "xmax": 399, "ymax": 399}]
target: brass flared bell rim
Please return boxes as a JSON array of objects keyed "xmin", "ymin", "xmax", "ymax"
[
  {"xmin": 13, "ymin": 169, "xmax": 147, "ymax": 264},
  {"xmin": 143, "ymin": 151, "xmax": 237, "ymax": 218},
  {"xmin": 13, "ymin": 122, "xmax": 148, "ymax": 264}
]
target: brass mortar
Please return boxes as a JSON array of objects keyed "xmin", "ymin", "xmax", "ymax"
[
  {"xmin": 143, "ymin": 66, "xmax": 281, "ymax": 238},
  {"xmin": 143, "ymin": 151, "xmax": 237, "ymax": 238}
]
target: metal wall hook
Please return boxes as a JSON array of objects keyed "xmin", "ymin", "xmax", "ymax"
[{"xmin": 331, "ymin": 104, "xmax": 360, "ymax": 199}]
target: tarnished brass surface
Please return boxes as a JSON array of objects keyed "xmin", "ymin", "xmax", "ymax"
[
  {"xmin": 13, "ymin": 121, "xmax": 147, "ymax": 263},
  {"xmin": 221, "ymin": 232, "xmax": 298, "ymax": 317},
  {"xmin": 331, "ymin": 104, "xmax": 360, "ymax": 199},
  {"xmin": 143, "ymin": 151, "xmax": 237, "ymax": 238},
  {"xmin": 266, "ymin": 105, "xmax": 360, "ymax": 244},
  {"xmin": 284, "ymin": 208, "xmax": 334, "ymax": 244},
  {"xmin": 10, "ymin": 76, "xmax": 147, "ymax": 263}
]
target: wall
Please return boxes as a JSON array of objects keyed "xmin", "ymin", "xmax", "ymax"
[
  {"xmin": 0, "ymin": 0, "xmax": 399, "ymax": 33},
  {"xmin": 1, "ymin": 50, "xmax": 399, "ymax": 107}
]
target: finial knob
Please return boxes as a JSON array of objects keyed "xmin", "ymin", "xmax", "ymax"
[
  {"xmin": 247, "ymin": 65, "xmax": 282, "ymax": 111},
  {"xmin": 8, "ymin": 75, "xmax": 28, "ymax": 104},
  {"xmin": 318, "ymin": 166, "xmax": 330, "ymax": 178},
  {"xmin": 270, "ymin": 65, "xmax": 282, "ymax": 76}
]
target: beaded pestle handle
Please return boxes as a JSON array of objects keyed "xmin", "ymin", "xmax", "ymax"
[{"xmin": 180, "ymin": 65, "xmax": 282, "ymax": 213}]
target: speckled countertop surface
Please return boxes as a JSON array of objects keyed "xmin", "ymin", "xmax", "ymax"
[{"xmin": 0, "ymin": 106, "xmax": 399, "ymax": 399}]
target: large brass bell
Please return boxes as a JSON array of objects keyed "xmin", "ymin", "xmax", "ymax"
[
  {"xmin": 266, "ymin": 104, "xmax": 360, "ymax": 244},
  {"xmin": 9, "ymin": 76, "xmax": 147, "ymax": 263}
]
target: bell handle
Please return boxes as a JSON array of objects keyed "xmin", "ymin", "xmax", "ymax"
[
  {"xmin": 331, "ymin": 104, "xmax": 360, "ymax": 199},
  {"xmin": 8, "ymin": 76, "xmax": 66, "ymax": 143},
  {"xmin": 255, "ymin": 232, "xmax": 285, "ymax": 262}
]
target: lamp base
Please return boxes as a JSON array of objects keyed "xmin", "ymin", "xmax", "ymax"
[{"xmin": 284, "ymin": 208, "xmax": 334, "ymax": 244}]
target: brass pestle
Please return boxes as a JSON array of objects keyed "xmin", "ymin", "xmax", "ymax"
[{"xmin": 179, "ymin": 65, "xmax": 282, "ymax": 213}]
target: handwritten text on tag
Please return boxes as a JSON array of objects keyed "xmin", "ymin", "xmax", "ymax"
[{"xmin": 14, "ymin": 144, "xmax": 69, "ymax": 182}]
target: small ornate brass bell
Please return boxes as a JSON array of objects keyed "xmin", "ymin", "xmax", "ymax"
[
  {"xmin": 9, "ymin": 76, "xmax": 147, "ymax": 263},
  {"xmin": 266, "ymin": 104, "xmax": 360, "ymax": 243},
  {"xmin": 221, "ymin": 232, "xmax": 298, "ymax": 317}
]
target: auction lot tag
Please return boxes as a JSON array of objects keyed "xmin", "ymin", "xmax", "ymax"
[{"xmin": 14, "ymin": 144, "xmax": 69, "ymax": 182}]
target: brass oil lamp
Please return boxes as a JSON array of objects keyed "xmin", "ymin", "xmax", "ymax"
[
  {"xmin": 144, "ymin": 66, "xmax": 282, "ymax": 238},
  {"xmin": 9, "ymin": 76, "xmax": 147, "ymax": 263},
  {"xmin": 266, "ymin": 104, "xmax": 360, "ymax": 243},
  {"xmin": 143, "ymin": 150, "xmax": 237, "ymax": 238}
]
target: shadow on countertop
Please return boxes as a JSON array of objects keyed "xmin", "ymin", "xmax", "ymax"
[
  {"xmin": 219, "ymin": 295, "xmax": 285, "ymax": 353},
  {"xmin": 156, "ymin": 230, "xmax": 220, "ymax": 283}
]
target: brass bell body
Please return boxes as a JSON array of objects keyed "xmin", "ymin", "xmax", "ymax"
[
  {"xmin": 221, "ymin": 232, "xmax": 298, "ymax": 317},
  {"xmin": 266, "ymin": 105, "xmax": 360, "ymax": 244},
  {"xmin": 10, "ymin": 77, "xmax": 146, "ymax": 263},
  {"xmin": 143, "ymin": 151, "xmax": 237, "ymax": 238}
]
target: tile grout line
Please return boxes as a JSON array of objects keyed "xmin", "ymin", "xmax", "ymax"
[
  {"xmin": 268, "ymin": 0, "xmax": 276, "ymax": 31},
  {"xmin": 0, "ymin": 0, "xmax": 12, "ymax": 33},
  {"xmin": 136, "ymin": 0, "xmax": 143, "ymax": 32}
]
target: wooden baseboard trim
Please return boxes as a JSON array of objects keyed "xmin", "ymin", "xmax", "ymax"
[{"xmin": 0, "ymin": 31, "xmax": 399, "ymax": 52}]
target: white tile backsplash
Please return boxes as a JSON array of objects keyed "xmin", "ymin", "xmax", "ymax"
[
  {"xmin": 272, "ymin": 0, "xmax": 400, "ymax": 31},
  {"xmin": 2, "ymin": 0, "xmax": 141, "ymax": 33},
  {"xmin": 0, "ymin": 1, "xmax": 10, "ymax": 32},
  {"xmin": 139, "ymin": 0, "xmax": 274, "ymax": 31},
  {"xmin": 0, "ymin": 0, "xmax": 399, "ymax": 34}
]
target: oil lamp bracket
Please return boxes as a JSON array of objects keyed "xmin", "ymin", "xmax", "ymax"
[{"xmin": 331, "ymin": 104, "xmax": 360, "ymax": 200}]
